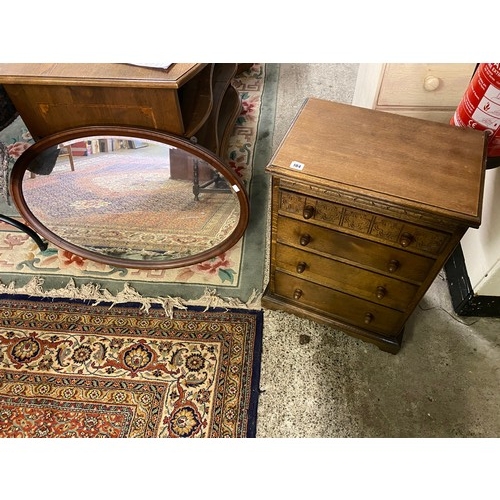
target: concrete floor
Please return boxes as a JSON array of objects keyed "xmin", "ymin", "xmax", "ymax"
[{"xmin": 256, "ymin": 64, "xmax": 500, "ymax": 438}]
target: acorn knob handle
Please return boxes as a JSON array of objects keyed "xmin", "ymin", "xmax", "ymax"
[
  {"xmin": 388, "ymin": 259, "xmax": 400, "ymax": 273},
  {"xmin": 303, "ymin": 205, "xmax": 315, "ymax": 219},
  {"xmin": 300, "ymin": 234, "xmax": 311, "ymax": 246},
  {"xmin": 399, "ymin": 232, "xmax": 413, "ymax": 247},
  {"xmin": 296, "ymin": 262, "xmax": 307, "ymax": 274}
]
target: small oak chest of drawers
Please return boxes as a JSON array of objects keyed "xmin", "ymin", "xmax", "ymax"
[{"xmin": 262, "ymin": 98, "xmax": 487, "ymax": 353}]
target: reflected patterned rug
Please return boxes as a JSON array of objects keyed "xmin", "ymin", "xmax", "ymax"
[
  {"xmin": 0, "ymin": 63, "xmax": 278, "ymax": 309},
  {"xmin": 0, "ymin": 295, "xmax": 263, "ymax": 438},
  {"xmin": 24, "ymin": 150, "xmax": 239, "ymax": 258}
]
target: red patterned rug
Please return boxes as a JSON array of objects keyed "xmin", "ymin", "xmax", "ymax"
[{"xmin": 0, "ymin": 295, "xmax": 262, "ymax": 438}]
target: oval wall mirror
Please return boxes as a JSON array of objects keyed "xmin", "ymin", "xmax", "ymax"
[{"xmin": 10, "ymin": 126, "xmax": 249, "ymax": 269}]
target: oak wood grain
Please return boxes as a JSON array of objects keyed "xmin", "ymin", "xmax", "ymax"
[{"xmin": 268, "ymin": 98, "xmax": 487, "ymax": 227}]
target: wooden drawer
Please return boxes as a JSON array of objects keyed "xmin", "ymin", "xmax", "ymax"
[
  {"xmin": 381, "ymin": 108, "xmax": 457, "ymax": 124},
  {"xmin": 279, "ymin": 189, "xmax": 451, "ymax": 257},
  {"xmin": 275, "ymin": 242, "xmax": 418, "ymax": 312},
  {"xmin": 377, "ymin": 63, "xmax": 475, "ymax": 108},
  {"xmin": 274, "ymin": 271, "xmax": 405, "ymax": 337},
  {"xmin": 277, "ymin": 216, "xmax": 435, "ymax": 284}
]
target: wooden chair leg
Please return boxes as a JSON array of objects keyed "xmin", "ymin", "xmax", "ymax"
[{"xmin": 67, "ymin": 146, "xmax": 75, "ymax": 171}]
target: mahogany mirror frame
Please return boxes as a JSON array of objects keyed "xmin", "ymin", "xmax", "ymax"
[{"xmin": 9, "ymin": 125, "xmax": 250, "ymax": 270}]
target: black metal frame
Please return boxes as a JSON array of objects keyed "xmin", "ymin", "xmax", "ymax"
[
  {"xmin": 445, "ymin": 243, "xmax": 500, "ymax": 317},
  {"xmin": 0, "ymin": 213, "xmax": 47, "ymax": 251}
]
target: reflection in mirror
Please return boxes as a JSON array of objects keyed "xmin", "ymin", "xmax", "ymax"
[{"xmin": 17, "ymin": 133, "xmax": 246, "ymax": 267}]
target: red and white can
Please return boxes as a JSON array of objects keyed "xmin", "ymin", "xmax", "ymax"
[{"xmin": 451, "ymin": 63, "xmax": 500, "ymax": 158}]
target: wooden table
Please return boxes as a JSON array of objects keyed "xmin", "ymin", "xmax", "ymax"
[{"xmin": 0, "ymin": 63, "xmax": 241, "ymax": 158}]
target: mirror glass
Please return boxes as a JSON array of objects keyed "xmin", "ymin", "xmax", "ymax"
[{"xmin": 12, "ymin": 129, "xmax": 248, "ymax": 269}]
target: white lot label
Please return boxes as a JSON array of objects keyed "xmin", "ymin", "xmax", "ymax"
[{"xmin": 290, "ymin": 161, "xmax": 305, "ymax": 170}]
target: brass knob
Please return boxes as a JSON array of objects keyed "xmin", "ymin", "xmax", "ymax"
[
  {"xmin": 300, "ymin": 234, "xmax": 311, "ymax": 246},
  {"xmin": 303, "ymin": 205, "xmax": 315, "ymax": 219},
  {"xmin": 294, "ymin": 289, "xmax": 303, "ymax": 300},
  {"xmin": 399, "ymin": 232, "xmax": 413, "ymax": 247},
  {"xmin": 376, "ymin": 286, "xmax": 386, "ymax": 299},
  {"xmin": 388, "ymin": 259, "xmax": 399, "ymax": 273},
  {"xmin": 296, "ymin": 262, "xmax": 307, "ymax": 273},
  {"xmin": 364, "ymin": 313, "xmax": 374, "ymax": 324}
]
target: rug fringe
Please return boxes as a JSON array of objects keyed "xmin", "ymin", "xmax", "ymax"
[
  {"xmin": 186, "ymin": 287, "xmax": 262, "ymax": 311},
  {"xmin": 0, "ymin": 277, "xmax": 262, "ymax": 317}
]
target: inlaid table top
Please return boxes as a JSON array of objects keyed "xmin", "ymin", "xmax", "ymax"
[{"xmin": 0, "ymin": 63, "xmax": 206, "ymax": 88}]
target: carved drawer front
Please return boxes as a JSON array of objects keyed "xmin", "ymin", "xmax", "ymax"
[
  {"xmin": 275, "ymin": 243, "xmax": 418, "ymax": 312},
  {"xmin": 279, "ymin": 189, "xmax": 451, "ymax": 257},
  {"xmin": 274, "ymin": 271, "xmax": 405, "ymax": 337},
  {"xmin": 276, "ymin": 216, "xmax": 435, "ymax": 284}
]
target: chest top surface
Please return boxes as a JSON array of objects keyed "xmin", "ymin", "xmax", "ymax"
[
  {"xmin": 268, "ymin": 98, "xmax": 487, "ymax": 227},
  {"xmin": 0, "ymin": 63, "xmax": 206, "ymax": 88}
]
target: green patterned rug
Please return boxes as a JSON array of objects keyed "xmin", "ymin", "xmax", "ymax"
[{"xmin": 0, "ymin": 64, "xmax": 279, "ymax": 312}]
